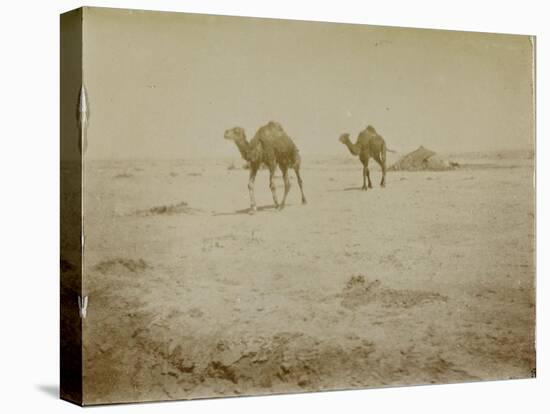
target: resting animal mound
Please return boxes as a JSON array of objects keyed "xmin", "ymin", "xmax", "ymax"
[{"xmin": 389, "ymin": 146, "xmax": 459, "ymax": 171}]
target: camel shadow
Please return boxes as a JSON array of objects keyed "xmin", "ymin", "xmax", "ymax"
[
  {"xmin": 35, "ymin": 384, "xmax": 59, "ymax": 399},
  {"xmin": 328, "ymin": 186, "xmax": 365, "ymax": 192},
  {"xmin": 212, "ymin": 204, "xmax": 280, "ymax": 216}
]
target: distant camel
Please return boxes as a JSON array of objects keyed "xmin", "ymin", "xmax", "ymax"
[
  {"xmin": 224, "ymin": 121, "xmax": 307, "ymax": 213},
  {"xmin": 339, "ymin": 125, "xmax": 389, "ymax": 190}
]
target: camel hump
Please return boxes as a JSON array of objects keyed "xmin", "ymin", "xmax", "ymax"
[
  {"xmin": 254, "ymin": 121, "xmax": 291, "ymax": 143},
  {"xmin": 266, "ymin": 120, "xmax": 283, "ymax": 129},
  {"xmin": 364, "ymin": 125, "xmax": 386, "ymax": 143},
  {"xmin": 253, "ymin": 121, "xmax": 299, "ymax": 165},
  {"xmin": 265, "ymin": 121, "xmax": 287, "ymax": 139}
]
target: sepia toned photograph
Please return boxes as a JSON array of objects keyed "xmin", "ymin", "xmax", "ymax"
[{"xmin": 60, "ymin": 6, "xmax": 536, "ymax": 405}]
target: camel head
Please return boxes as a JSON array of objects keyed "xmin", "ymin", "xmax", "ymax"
[
  {"xmin": 339, "ymin": 133, "xmax": 351, "ymax": 144},
  {"xmin": 224, "ymin": 127, "xmax": 246, "ymax": 142},
  {"xmin": 225, "ymin": 126, "xmax": 251, "ymax": 161}
]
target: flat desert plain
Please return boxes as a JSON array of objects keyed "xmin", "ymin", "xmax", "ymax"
[{"xmin": 78, "ymin": 150, "xmax": 535, "ymax": 404}]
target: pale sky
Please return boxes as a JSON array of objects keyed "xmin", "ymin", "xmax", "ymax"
[{"xmin": 82, "ymin": 7, "xmax": 534, "ymax": 159}]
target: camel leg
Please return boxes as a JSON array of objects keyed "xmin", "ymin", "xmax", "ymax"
[
  {"xmin": 248, "ymin": 167, "xmax": 258, "ymax": 213},
  {"xmin": 376, "ymin": 152, "xmax": 387, "ymax": 187},
  {"xmin": 362, "ymin": 159, "xmax": 372, "ymax": 191},
  {"xmin": 269, "ymin": 166, "xmax": 279, "ymax": 208},
  {"xmin": 294, "ymin": 167, "xmax": 307, "ymax": 204},
  {"xmin": 366, "ymin": 158, "xmax": 373, "ymax": 189},
  {"xmin": 380, "ymin": 159, "xmax": 386, "ymax": 187},
  {"xmin": 363, "ymin": 168, "xmax": 368, "ymax": 190},
  {"xmin": 279, "ymin": 166, "xmax": 291, "ymax": 210}
]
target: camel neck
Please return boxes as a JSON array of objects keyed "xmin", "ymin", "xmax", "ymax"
[
  {"xmin": 343, "ymin": 139, "xmax": 359, "ymax": 156},
  {"xmin": 233, "ymin": 138, "xmax": 251, "ymax": 161}
]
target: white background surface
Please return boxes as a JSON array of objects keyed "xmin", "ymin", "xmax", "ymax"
[{"xmin": 0, "ymin": 0, "xmax": 547, "ymax": 412}]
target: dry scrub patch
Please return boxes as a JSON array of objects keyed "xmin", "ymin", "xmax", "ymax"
[{"xmin": 339, "ymin": 275, "xmax": 448, "ymax": 310}]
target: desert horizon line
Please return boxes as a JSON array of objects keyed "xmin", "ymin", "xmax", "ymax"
[{"xmin": 78, "ymin": 146, "xmax": 534, "ymax": 162}]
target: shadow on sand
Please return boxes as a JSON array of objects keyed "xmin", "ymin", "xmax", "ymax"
[
  {"xmin": 212, "ymin": 204, "xmax": 281, "ymax": 216},
  {"xmin": 328, "ymin": 186, "xmax": 366, "ymax": 192},
  {"xmin": 36, "ymin": 384, "xmax": 59, "ymax": 399}
]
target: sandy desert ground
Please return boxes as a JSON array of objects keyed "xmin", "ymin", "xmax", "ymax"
[{"xmin": 72, "ymin": 150, "xmax": 535, "ymax": 404}]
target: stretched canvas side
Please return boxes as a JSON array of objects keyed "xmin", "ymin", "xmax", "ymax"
[{"xmin": 60, "ymin": 7, "xmax": 84, "ymax": 406}]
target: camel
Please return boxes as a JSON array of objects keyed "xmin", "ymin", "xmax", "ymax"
[
  {"xmin": 224, "ymin": 121, "xmax": 307, "ymax": 213},
  {"xmin": 339, "ymin": 125, "xmax": 388, "ymax": 190}
]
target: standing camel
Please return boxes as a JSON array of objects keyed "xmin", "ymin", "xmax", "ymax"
[
  {"xmin": 224, "ymin": 121, "xmax": 307, "ymax": 213},
  {"xmin": 339, "ymin": 125, "xmax": 388, "ymax": 190}
]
